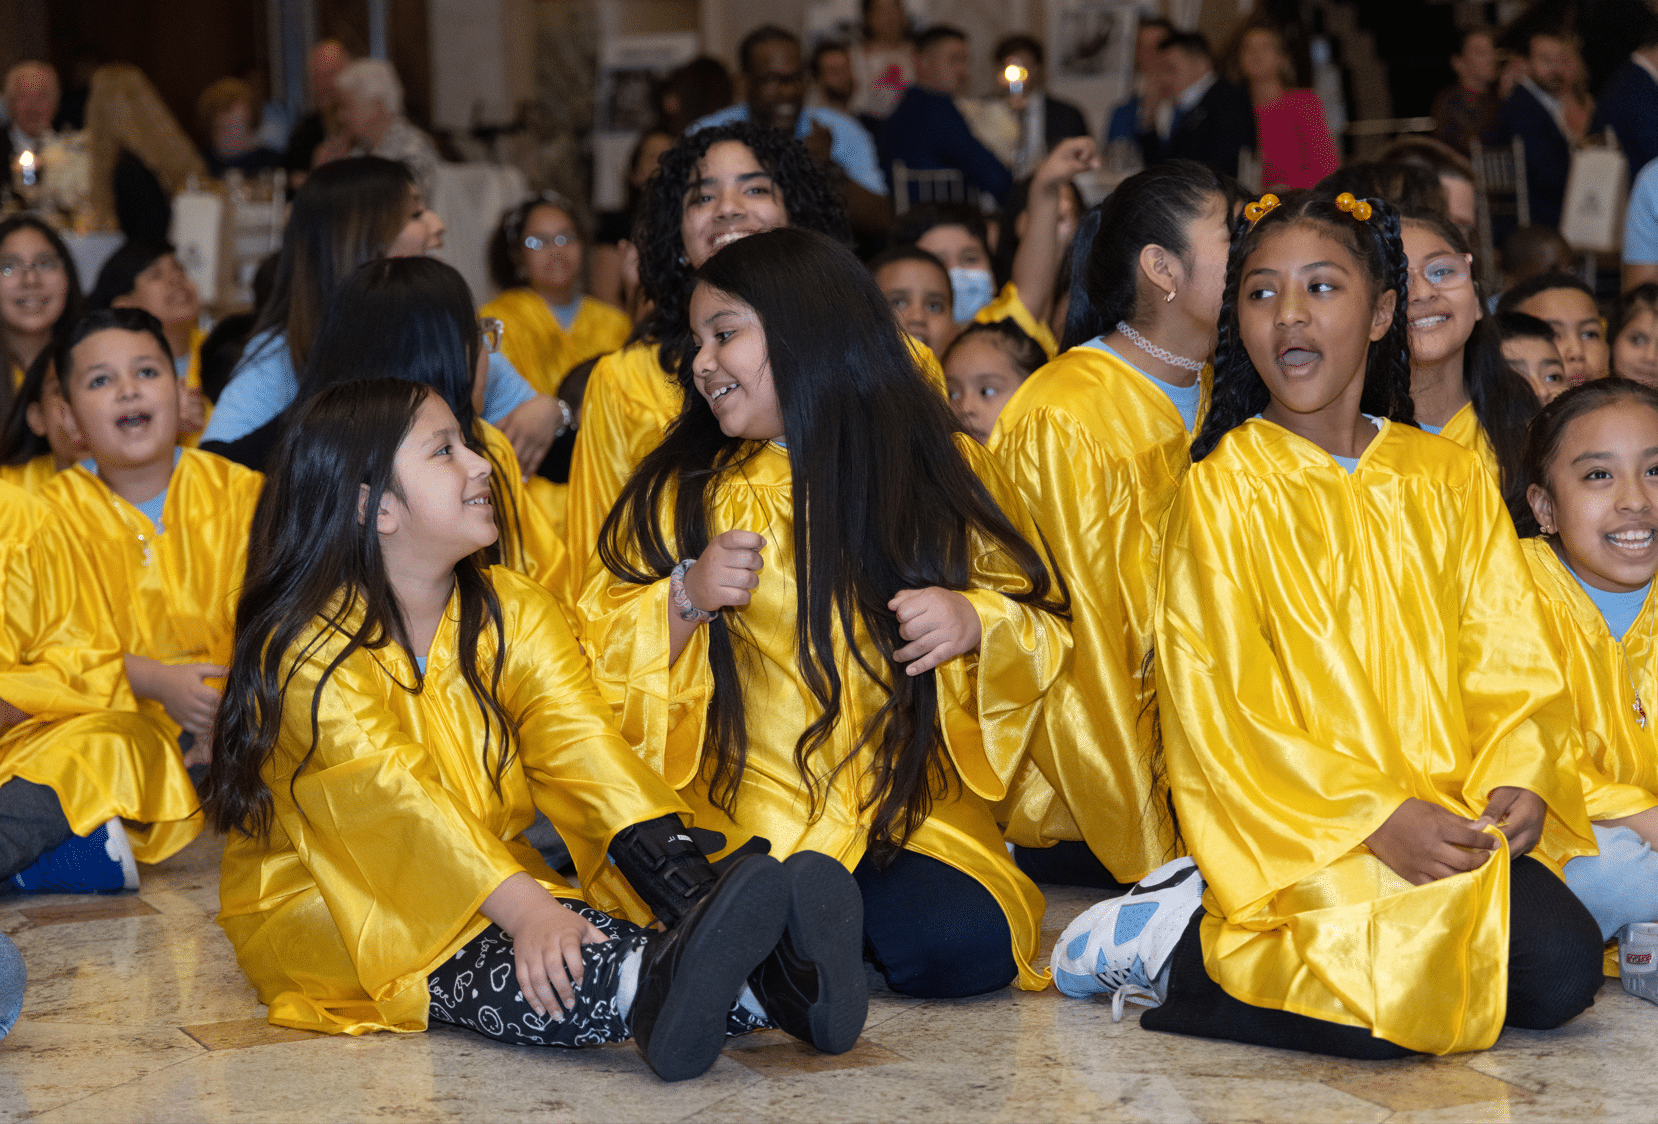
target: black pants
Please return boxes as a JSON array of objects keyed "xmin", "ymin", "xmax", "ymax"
[
  {"xmin": 0, "ymin": 779, "xmax": 72, "ymax": 882},
  {"xmin": 1013, "ymin": 840, "xmax": 1136, "ymax": 893},
  {"xmin": 855, "ymin": 848, "xmax": 1020, "ymax": 998},
  {"xmin": 1141, "ymin": 856, "xmax": 1606, "ymax": 1059},
  {"xmin": 426, "ymin": 906, "xmax": 768, "ymax": 1047}
]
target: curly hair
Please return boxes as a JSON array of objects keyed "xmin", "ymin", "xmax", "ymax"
[
  {"xmin": 1191, "ymin": 189, "xmax": 1416, "ymax": 462},
  {"xmin": 632, "ymin": 121, "xmax": 850, "ymax": 372}
]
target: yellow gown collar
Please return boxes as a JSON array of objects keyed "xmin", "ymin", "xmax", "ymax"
[{"xmin": 1232, "ymin": 414, "xmax": 1395, "ymax": 473}]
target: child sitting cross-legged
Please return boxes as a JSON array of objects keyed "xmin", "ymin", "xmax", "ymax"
[{"xmin": 39, "ymin": 308, "xmax": 264, "ymax": 769}]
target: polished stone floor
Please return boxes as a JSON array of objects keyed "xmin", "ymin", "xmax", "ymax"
[{"xmin": 1, "ymin": 834, "xmax": 1654, "ymax": 1124}]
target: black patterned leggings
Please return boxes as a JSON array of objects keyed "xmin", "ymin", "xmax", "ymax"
[{"xmin": 426, "ymin": 902, "xmax": 769, "ymax": 1047}]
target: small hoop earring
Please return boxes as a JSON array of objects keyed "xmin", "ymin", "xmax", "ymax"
[{"xmin": 1165, "ymin": 290, "xmax": 1176, "ymax": 303}]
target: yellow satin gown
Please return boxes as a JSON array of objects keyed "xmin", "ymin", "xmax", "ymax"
[
  {"xmin": 974, "ymin": 281, "xmax": 1058, "ymax": 359},
  {"xmin": 38, "ymin": 448, "xmax": 263, "ymax": 745},
  {"xmin": 0, "ymin": 482, "xmax": 199, "ymax": 861},
  {"xmin": 991, "ymin": 344, "xmax": 1203, "ymax": 880},
  {"xmin": 1155, "ymin": 418, "xmax": 1595, "ymax": 1055},
  {"xmin": 476, "ymin": 420, "xmax": 570, "ymax": 617},
  {"xmin": 178, "ymin": 326, "xmax": 212, "ymax": 449},
  {"xmin": 0, "ymin": 454, "xmax": 59, "ymax": 494},
  {"xmin": 579, "ymin": 437, "xmax": 1072, "ymax": 990},
  {"xmin": 218, "ymin": 568, "xmax": 690, "ymax": 1035},
  {"xmin": 1437, "ymin": 401, "xmax": 1500, "ymax": 482},
  {"xmin": 480, "ymin": 288, "xmax": 631, "ymax": 398}
]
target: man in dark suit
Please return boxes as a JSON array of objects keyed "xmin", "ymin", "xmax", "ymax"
[
  {"xmin": 878, "ymin": 25, "xmax": 1013, "ymax": 205},
  {"xmin": 1590, "ymin": 13, "xmax": 1658, "ymax": 179},
  {"xmin": 2, "ymin": 61, "xmax": 60, "ymax": 189},
  {"xmin": 1138, "ymin": 32, "xmax": 1256, "ymax": 180},
  {"xmin": 993, "ymin": 35, "xmax": 1088, "ymax": 177},
  {"xmin": 1490, "ymin": 29, "xmax": 1577, "ymax": 229}
]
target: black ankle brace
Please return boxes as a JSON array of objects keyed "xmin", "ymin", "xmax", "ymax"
[{"xmin": 608, "ymin": 815, "xmax": 720, "ymax": 927}]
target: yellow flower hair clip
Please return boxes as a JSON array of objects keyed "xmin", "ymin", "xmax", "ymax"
[
  {"xmin": 1335, "ymin": 192, "xmax": 1374, "ymax": 222},
  {"xmin": 1244, "ymin": 193, "xmax": 1280, "ymax": 224}
]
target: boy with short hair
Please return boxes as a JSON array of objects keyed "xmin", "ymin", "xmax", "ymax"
[{"xmin": 1495, "ymin": 310, "xmax": 1568, "ymax": 405}]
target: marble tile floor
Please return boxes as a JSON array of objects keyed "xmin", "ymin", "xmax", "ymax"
[{"xmin": 1, "ymin": 835, "xmax": 1654, "ymax": 1124}]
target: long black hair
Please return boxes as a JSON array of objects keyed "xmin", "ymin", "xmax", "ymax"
[
  {"xmin": 1191, "ymin": 189, "xmax": 1416, "ymax": 462},
  {"xmin": 0, "ymin": 214, "xmax": 85, "ymax": 416},
  {"xmin": 1403, "ymin": 207, "xmax": 1540, "ymax": 511},
  {"xmin": 632, "ymin": 122, "xmax": 850, "ymax": 372},
  {"xmin": 1060, "ymin": 160, "xmax": 1227, "ymax": 351},
  {"xmin": 0, "ymin": 348, "xmax": 57, "ymax": 467},
  {"xmin": 1514, "ymin": 377, "xmax": 1658, "ymax": 536},
  {"xmin": 297, "ymin": 256, "xmax": 527, "ymax": 573},
  {"xmin": 202, "ymin": 379, "xmax": 516, "ymax": 838},
  {"xmin": 599, "ymin": 228, "xmax": 1067, "ymax": 858}
]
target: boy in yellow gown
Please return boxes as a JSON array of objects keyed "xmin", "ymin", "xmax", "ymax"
[
  {"xmin": 39, "ymin": 309, "xmax": 262, "ymax": 765},
  {"xmin": 991, "ymin": 161, "xmax": 1231, "ymax": 887},
  {"xmin": 1054, "ymin": 191, "xmax": 1601, "ymax": 1058},
  {"xmin": 0, "ymin": 480, "xmax": 199, "ymax": 890}
]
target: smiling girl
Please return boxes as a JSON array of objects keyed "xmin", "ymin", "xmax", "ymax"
[
  {"xmin": 1610, "ymin": 284, "xmax": 1658, "ymax": 388},
  {"xmin": 1517, "ymin": 379, "xmax": 1658, "ymax": 948},
  {"xmin": 584, "ymin": 228, "xmax": 1072, "ymax": 1000},
  {"xmin": 1053, "ymin": 189, "xmax": 1602, "ymax": 1057}
]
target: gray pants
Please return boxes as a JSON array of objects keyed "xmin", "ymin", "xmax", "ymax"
[
  {"xmin": 0, "ymin": 779, "xmax": 71, "ymax": 882},
  {"xmin": 1563, "ymin": 823, "xmax": 1658, "ymax": 941}
]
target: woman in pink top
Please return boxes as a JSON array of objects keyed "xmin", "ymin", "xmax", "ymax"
[{"xmin": 1238, "ymin": 26, "xmax": 1338, "ymax": 190}]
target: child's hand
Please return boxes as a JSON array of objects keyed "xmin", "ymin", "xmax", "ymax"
[
  {"xmin": 483, "ymin": 872, "xmax": 609, "ymax": 1017},
  {"xmin": 1034, "ymin": 136, "xmax": 1100, "ymax": 193},
  {"xmin": 889, "ymin": 587, "xmax": 982, "ymax": 675},
  {"xmin": 154, "ymin": 663, "xmax": 227, "ymax": 741},
  {"xmin": 498, "ymin": 394, "xmax": 560, "ymax": 477},
  {"xmin": 684, "ymin": 530, "xmax": 766, "ymax": 612},
  {"xmin": 1364, "ymin": 797, "xmax": 1498, "ymax": 885},
  {"xmin": 1474, "ymin": 786, "xmax": 1546, "ymax": 857},
  {"xmin": 0, "ymin": 699, "xmax": 27, "ymax": 732}
]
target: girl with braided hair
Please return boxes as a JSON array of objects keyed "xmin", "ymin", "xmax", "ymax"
[
  {"xmin": 562, "ymin": 122, "xmax": 849, "ymax": 606},
  {"xmin": 1051, "ymin": 189, "xmax": 1604, "ymax": 1057}
]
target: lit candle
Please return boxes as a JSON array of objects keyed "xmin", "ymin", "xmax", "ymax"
[
  {"xmin": 1003, "ymin": 64, "xmax": 1028, "ymax": 96},
  {"xmin": 17, "ymin": 149, "xmax": 36, "ymax": 186}
]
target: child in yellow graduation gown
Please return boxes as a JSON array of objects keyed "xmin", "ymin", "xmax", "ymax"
[
  {"xmin": 565, "ymin": 122, "xmax": 850, "ymax": 607},
  {"xmin": 582, "ymin": 229, "xmax": 1073, "ymax": 998},
  {"xmin": 479, "ymin": 194, "xmax": 631, "ymax": 398},
  {"xmin": 1516, "ymin": 379, "xmax": 1658, "ymax": 946},
  {"xmin": 300, "ymin": 257, "xmax": 571, "ymax": 614},
  {"xmin": 204, "ymin": 378, "xmax": 866, "ymax": 1081},
  {"xmin": 40, "ymin": 309, "xmax": 263, "ymax": 766},
  {"xmin": 1401, "ymin": 209, "xmax": 1539, "ymax": 505},
  {"xmin": 0, "ymin": 480, "xmax": 198, "ymax": 892},
  {"xmin": 0, "ymin": 351, "xmax": 84, "ymax": 492},
  {"xmin": 991, "ymin": 160, "xmax": 1231, "ymax": 889},
  {"xmin": 1054, "ymin": 189, "xmax": 1602, "ymax": 1057}
]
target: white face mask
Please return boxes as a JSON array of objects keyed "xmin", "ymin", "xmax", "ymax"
[{"xmin": 948, "ymin": 268, "xmax": 996, "ymax": 323}]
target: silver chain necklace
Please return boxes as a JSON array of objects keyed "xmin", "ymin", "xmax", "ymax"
[{"xmin": 1115, "ymin": 321, "xmax": 1206, "ymax": 373}]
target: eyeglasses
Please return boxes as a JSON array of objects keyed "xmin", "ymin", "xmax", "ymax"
[
  {"xmin": 479, "ymin": 317, "xmax": 505, "ymax": 354},
  {"xmin": 523, "ymin": 233, "xmax": 572, "ymax": 250},
  {"xmin": 1406, "ymin": 256, "xmax": 1473, "ymax": 293},
  {"xmin": 0, "ymin": 255, "xmax": 63, "ymax": 279}
]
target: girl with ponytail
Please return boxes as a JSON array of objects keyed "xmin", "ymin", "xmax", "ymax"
[
  {"xmin": 1053, "ymin": 189, "xmax": 1605, "ymax": 1059},
  {"xmin": 992, "ymin": 159, "xmax": 1231, "ymax": 891}
]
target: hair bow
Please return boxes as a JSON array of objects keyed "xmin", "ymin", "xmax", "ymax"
[
  {"xmin": 1335, "ymin": 192, "xmax": 1374, "ymax": 222},
  {"xmin": 1243, "ymin": 193, "xmax": 1280, "ymax": 224}
]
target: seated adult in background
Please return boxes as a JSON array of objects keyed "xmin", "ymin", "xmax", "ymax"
[
  {"xmin": 1490, "ymin": 26, "xmax": 1580, "ymax": 229},
  {"xmin": 87, "ymin": 241, "xmax": 211, "ymax": 443},
  {"xmin": 811, "ymin": 41, "xmax": 857, "ymax": 116},
  {"xmin": 692, "ymin": 26, "xmax": 890, "ymax": 238},
  {"xmin": 1433, "ymin": 28, "xmax": 1500, "ymax": 155},
  {"xmin": 480, "ymin": 193, "xmax": 630, "ymax": 398},
  {"xmin": 879, "ymin": 26, "xmax": 1013, "ymax": 207},
  {"xmin": 1378, "ymin": 137, "xmax": 1479, "ymax": 243},
  {"xmin": 654, "ymin": 57, "xmax": 734, "ymax": 134},
  {"xmin": 850, "ymin": 0, "xmax": 916, "ymax": 125},
  {"xmin": 1105, "ymin": 18, "xmax": 1174, "ymax": 148},
  {"xmin": 1589, "ymin": 12, "xmax": 1658, "ymax": 181},
  {"xmin": 84, "ymin": 64, "xmax": 207, "ymax": 241},
  {"xmin": 1623, "ymin": 156, "xmax": 1658, "ymax": 290},
  {"xmin": 199, "ymin": 157, "xmax": 559, "ymax": 474},
  {"xmin": 993, "ymin": 35, "xmax": 1088, "ymax": 180},
  {"xmin": 329, "ymin": 59, "xmax": 440, "ymax": 204},
  {"xmin": 196, "ymin": 78, "xmax": 284, "ymax": 179},
  {"xmin": 2, "ymin": 62, "xmax": 59, "ymax": 173},
  {"xmin": 1235, "ymin": 24, "xmax": 1336, "ymax": 189},
  {"xmin": 1139, "ymin": 32, "xmax": 1256, "ymax": 180},
  {"xmin": 282, "ymin": 40, "xmax": 351, "ymax": 182}
]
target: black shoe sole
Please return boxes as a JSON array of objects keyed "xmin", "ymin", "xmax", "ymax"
[
  {"xmin": 641, "ymin": 855, "xmax": 790, "ymax": 1082},
  {"xmin": 783, "ymin": 851, "xmax": 869, "ymax": 1055}
]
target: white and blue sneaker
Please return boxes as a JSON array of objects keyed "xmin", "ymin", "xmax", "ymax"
[
  {"xmin": 9, "ymin": 818, "xmax": 139, "ymax": 894},
  {"xmin": 1052, "ymin": 856, "xmax": 1205, "ymax": 1019}
]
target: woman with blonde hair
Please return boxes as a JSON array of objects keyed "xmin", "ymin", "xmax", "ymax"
[{"xmin": 84, "ymin": 64, "xmax": 207, "ymax": 238}]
